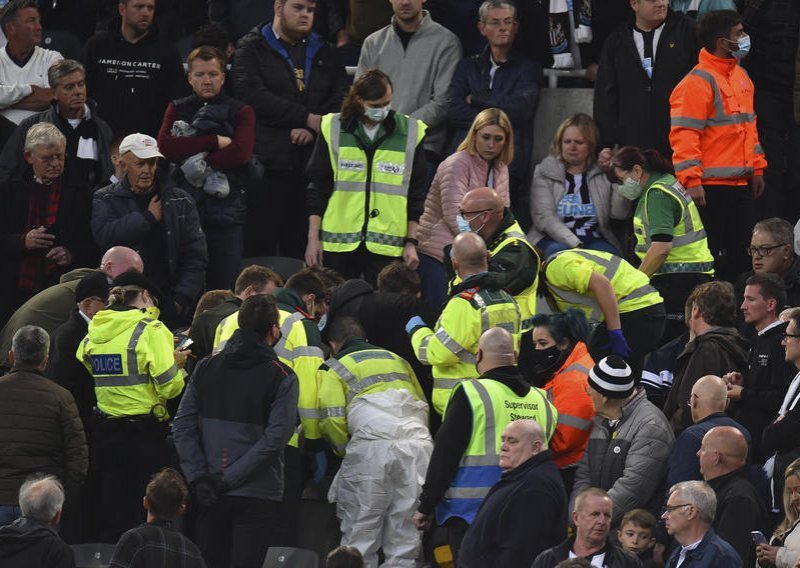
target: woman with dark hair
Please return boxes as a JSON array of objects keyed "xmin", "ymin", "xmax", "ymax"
[
  {"xmin": 305, "ymin": 69, "xmax": 428, "ymax": 286},
  {"xmin": 519, "ymin": 308, "xmax": 594, "ymax": 492},
  {"xmin": 609, "ymin": 146, "xmax": 714, "ymax": 343}
]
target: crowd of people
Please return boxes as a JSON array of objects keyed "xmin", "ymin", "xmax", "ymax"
[{"xmin": 0, "ymin": 0, "xmax": 799, "ymax": 566}]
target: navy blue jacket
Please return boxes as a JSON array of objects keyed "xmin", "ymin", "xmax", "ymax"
[
  {"xmin": 664, "ymin": 528, "xmax": 742, "ymax": 568},
  {"xmin": 446, "ymin": 47, "xmax": 541, "ymax": 183},
  {"xmin": 458, "ymin": 450, "xmax": 566, "ymax": 568}
]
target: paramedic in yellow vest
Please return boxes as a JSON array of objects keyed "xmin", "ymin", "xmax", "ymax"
[
  {"xmin": 76, "ymin": 271, "xmax": 188, "ymax": 542},
  {"xmin": 540, "ymin": 249, "xmax": 666, "ymax": 378},
  {"xmin": 305, "ymin": 69, "xmax": 429, "ymax": 286},
  {"xmin": 413, "ymin": 327, "xmax": 557, "ymax": 561},
  {"xmin": 318, "ymin": 316, "xmax": 432, "ymax": 568},
  {"xmin": 609, "ymin": 146, "xmax": 714, "ymax": 344},
  {"xmin": 407, "ymin": 232, "xmax": 522, "ymax": 416},
  {"xmin": 453, "ymin": 187, "xmax": 540, "ymax": 325}
]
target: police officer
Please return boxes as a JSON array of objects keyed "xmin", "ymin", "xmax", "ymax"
[
  {"xmin": 540, "ymin": 249, "xmax": 666, "ymax": 377},
  {"xmin": 407, "ymin": 232, "xmax": 522, "ymax": 416},
  {"xmin": 305, "ymin": 69, "xmax": 429, "ymax": 286},
  {"xmin": 318, "ymin": 316, "xmax": 432, "ymax": 567},
  {"xmin": 76, "ymin": 271, "xmax": 188, "ymax": 542},
  {"xmin": 413, "ymin": 327, "xmax": 557, "ymax": 562}
]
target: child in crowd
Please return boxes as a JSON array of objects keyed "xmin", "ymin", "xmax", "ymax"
[{"xmin": 617, "ymin": 509, "xmax": 658, "ymax": 567}]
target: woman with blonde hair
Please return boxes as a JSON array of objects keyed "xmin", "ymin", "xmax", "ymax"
[
  {"xmin": 757, "ymin": 458, "xmax": 800, "ymax": 567},
  {"xmin": 416, "ymin": 107, "xmax": 513, "ymax": 304},
  {"xmin": 528, "ymin": 113, "xmax": 630, "ymax": 258}
]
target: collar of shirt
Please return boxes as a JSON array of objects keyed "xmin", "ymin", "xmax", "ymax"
[{"xmin": 758, "ymin": 319, "xmax": 784, "ymax": 336}]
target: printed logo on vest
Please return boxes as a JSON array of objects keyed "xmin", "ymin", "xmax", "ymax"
[
  {"xmin": 90, "ymin": 354, "xmax": 123, "ymax": 375},
  {"xmin": 339, "ymin": 160, "xmax": 365, "ymax": 172},
  {"xmin": 376, "ymin": 162, "xmax": 404, "ymax": 175}
]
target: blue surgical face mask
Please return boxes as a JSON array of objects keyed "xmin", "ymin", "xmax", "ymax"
[
  {"xmin": 364, "ymin": 105, "xmax": 390, "ymax": 123},
  {"xmin": 729, "ymin": 34, "xmax": 751, "ymax": 60},
  {"xmin": 456, "ymin": 214, "xmax": 473, "ymax": 233}
]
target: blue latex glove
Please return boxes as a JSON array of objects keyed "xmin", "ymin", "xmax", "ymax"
[
  {"xmin": 405, "ymin": 315, "xmax": 425, "ymax": 334},
  {"xmin": 607, "ymin": 328, "xmax": 632, "ymax": 359},
  {"xmin": 312, "ymin": 451, "xmax": 327, "ymax": 484}
]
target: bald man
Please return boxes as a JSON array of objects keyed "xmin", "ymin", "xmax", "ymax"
[
  {"xmin": 699, "ymin": 426, "xmax": 769, "ymax": 565},
  {"xmin": 448, "ymin": 188, "xmax": 540, "ymax": 322},
  {"xmin": 458, "ymin": 419, "xmax": 567, "ymax": 568},
  {"xmin": 408, "ymin": 232, "xmax": 522, "ymax": 415},
  {"xmin": 413, "ymin": 328, "xmax": 557, "ymax": 562},
  {"xmin": 667, "ymin": 376, "xmax": 752, "ymax": 488},
  {"xmin": 0, "ymin": 246, "xmax": 144, "ymax": 369}
]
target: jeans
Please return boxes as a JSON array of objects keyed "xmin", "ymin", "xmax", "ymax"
[{"xmin": 417, "ymin": 253, "xmax": 449, "ymax": 307}]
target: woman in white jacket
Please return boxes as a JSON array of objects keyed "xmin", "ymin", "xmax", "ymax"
[{"xmin": 527, "ymin": 113, "xmax": 631, "ymax": 257}]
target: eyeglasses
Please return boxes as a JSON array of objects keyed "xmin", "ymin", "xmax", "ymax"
[
  {"xmin": 458, "ymin": 208, "xmax": 490, "ymax": 217},
  {"xmin": 747, "ymin": 243, "xmax": 790, "ymax": 257},
  {"xmin": 783, "ymin": 332, "xmax": 800, "ymax": 340},
  {"xmin": 661, "ymin": 503, "xmax": 692, "ymax": 516}
]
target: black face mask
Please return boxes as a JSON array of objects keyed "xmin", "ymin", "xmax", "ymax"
[{"xmin": 529, "ymin": 345, "xmax": 567, "ymax": 387}]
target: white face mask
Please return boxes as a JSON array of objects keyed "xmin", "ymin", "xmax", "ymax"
[
  {"xmin": 364, "ymin": 105, "xmax": 390, "ymax": 123},
  {"xmin": 618, "ymin": 177, "xmax": 643, "ymax": 200}
]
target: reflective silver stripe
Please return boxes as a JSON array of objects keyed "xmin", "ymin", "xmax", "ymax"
[
  {"xmin": 461, "ymin": 454, "xmax": 502, "ymax": 466},
  {"xmin": 444, "ymin": 486, "xmax": 491, "ymax": 500},
  {"xmin": 755, "ymin": 143, "xmax": 764, "ymax": 154},
  {"xmin": 641, "ymin": 182, "xmax": 706, "ymax": 252},
  {"xmin": 298, "ymin": 407, "xmax": 324, "ymax": 419},
  {"xmin": 213, "ymin": 314, "xmax": 234, "ymax": 354},
  {"xmin": 618, "ymin": 284, "xmax": 659, "ymax": 304},
  {"xmin": 417, "ymin": 332, "xmax": 432, "ymax": 364},
  {"xmin": 433, "ymin": 327, "xmax": 475, "ymax": 364},
  {"xmin": 94, "ymin": 374, "xmax": 150, "ymax": 388},
  {"xmin": 365, "ymin": 231, "xmax": 404, "ymax": 248},
  {"xmin": 504, "ymin": 230, "xmax": 526, "ymax": 239},
  {"xmin": 659, "ymin": 261, "xmax": 715, "ymax": 274},
  {"xmin": 275, "ymin": 312, "xmax": 305, "ymax": 362},
  {"xmin": 402, "ymin": 119, "xmax": 420, "ymax": 189},
  {"xmin": 703, "ymin": 166, "xmax": 754, "ymax": 178},
  {"xmin": 346, "ymin": 372, "xmax": 412, "ymax": 403},
  {"xmin": 327, "ymin": 358, "xmax": 358, "ymax": 389},
  {"xmin": 561, "ymin": 363, "xmax": 590, "ymax": 375},
  {"xmin": 334, "ymin": 180, "xmax": 407, "ymax": 197},
  {"xmin": 321, "ymin": 406, "xmax": 346, "ymax": 418},
  {"xmin": 153, "ymin": 364, "xmax": 179, "ymax": 385},
  {"xmin": 671, "ymin": 116, "xmax": 707, "ymax": 129},
  {"xmin": 348, "ymin": 350, "xmax": 396, "ymax": 363},
  {"xmin": 126, "ymin": 319, "xmax": 151, "ymax": 384},
  {"xmin": 549, "ymin": 284, "xmax": 602, "ymax": 322},
  {"xmin": 674, "ymin": 159, "xmax": 702, "ymax": 172},
  {"xmin": 470, "ymin": 380, "xmax": 498, "ymax": 456},
  {"xmin": 328, "ymin": 113, "xmax": 341, "ymax": 157},
  {"xmin": 672, "ymin": 229, "xmax": 707, "ymax": 247},
  {"xmin": 472, "ymin": 291, "xmax": 492, "ymax": 333},
  {"xmin": 435, "ymin": 377, "xmax": 467, "ymax": 390},
  {"xmin": 687, "ymin": 69, "xmax": 757, "ymax": 127},
  {"xmin": 541, "ymin": 389, "xmax": 555, "ymax": 439},
  {"xmin": 558, "ymin": 413, "xmax": 593, "ymax": 431},
  {"xmin": 294, "ymin": 345, "xmax": 324, "ymax": 359},
  {"xmin": 320, "ymin": 230, "xmax": 362, "ymax": 244},
  {"xmin": 708, "ymin": 112, "xmax": 755, "ymax": 126}
]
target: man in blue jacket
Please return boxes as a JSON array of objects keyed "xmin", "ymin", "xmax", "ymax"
[{"xmin": 173, "ymin": 294, "xmax": 299, "ymax": 567}]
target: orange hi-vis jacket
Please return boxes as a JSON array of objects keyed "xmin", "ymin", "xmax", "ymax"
[
  {"xmin": 669, "ymin": 48, "xmax": 767, "ymax": 189},
  {"xmin": 543, "ymin": 341, "xmax": 595, "ymax": 469}
]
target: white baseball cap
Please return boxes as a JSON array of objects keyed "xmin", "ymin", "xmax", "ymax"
[{"xmin": 118, "ymin": 133, "xmax": 164, "ymax": 159}]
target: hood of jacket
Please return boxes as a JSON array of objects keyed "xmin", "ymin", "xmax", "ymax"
[
  {"xmin": 0, "ymin": 517, "xmax": 58, "ymax": 558},
  {"xmin": 220, "ymin": 328, "xmax": 280, "ymax": 369},
  {"xmin": 87, "ymin": 306, "xmax": 161, "ymax": 345},
  {"xmin": 328, "ymin": 279, "xmax": 374, "ymax": 319},
  {"xmin": 683, "ymin": 326, "xmax": 750, "ymax": 362},
  {"xmin": 273, "ymin": 287, "xmax": 306, "ymax": 313}
]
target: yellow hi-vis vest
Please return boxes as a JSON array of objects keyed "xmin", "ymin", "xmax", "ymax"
[
  {"xmin": 317, "ymin": 343, "xmax": 427, "ymax": 456},
  {"xmin": 435, "ymin": 378, "xmax": 557, "ymax": 525},
  {"xmin": 319, "ymin": 112, "xmax": 426, "ymax": 257},
  {"xmin": 490, "ymin": 220, "xmax": 540, "ymax": 323},
  {"xmin": 543, "ymin": 249, "xmax": 663, "ymax": 323},
  {"xmin": 633, "ymin": 176, "xmax": 715, "ymax": 276},
  {"xmin": 77, "ymin": 308, "xmax": 184, "ymax": 420},
  {"xmin": 212, "ymin": 310, "xmax": 239, "ymax": 354},
  {"xmin": 411, "ymin": 284, "xmax": 522, "ymax": 416}
]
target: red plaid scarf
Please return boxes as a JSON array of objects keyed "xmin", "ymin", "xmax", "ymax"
[{"xmin": 18, "ymin": 178, "xmax": 61, "ymax": 291}]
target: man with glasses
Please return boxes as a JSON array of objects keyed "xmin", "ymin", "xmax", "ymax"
[
  {"xmin": 697, "ymin": 426, "xmax": 768, "ymax": 565},
  {"xmin": 663, "ymin": 480, "xmax": 742, "ymax": 567}
]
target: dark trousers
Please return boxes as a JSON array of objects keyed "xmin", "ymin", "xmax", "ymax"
[
  {"xmin": 324, "ymin": 243, "xmax": 395, "ymax": 288},
  {"xmin": 92, "ymin": 415, "xmax": 170, "ymax": 543},
  {"xmin": 275, "ymin": 444, "xmax": 301, "ymax": 547},
  {"xmin": 651, "ymin": 272, "xmax": 712, "ymax": 345},
  {"xmin": 445, "ymin": 517, "xmax": 470, "ymax": 567},
  {"xmin": 245, "ymin": 169, "xmax": 307, "ymax": 260},
  {"xmin": 753, "ymin": 87, "xmax": 800, "ymax": 222},
  {"xmin": 205, "ymin": 224, "xmax": 244, "ymax": 291},
  {"xmin": 697, "ymin": 185, "xmax": 754, "ymax": 283},
  {"xmin": 196, "ymin": 495, "xmax": 280, "ymax": 568},
  {"xmin": 589, "ymin": 303, "xmax": 666, "ymax": 381}
]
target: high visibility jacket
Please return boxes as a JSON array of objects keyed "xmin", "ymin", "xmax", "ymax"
[
  {"xmin": 543, "ymin": 342, "xmax": 595, "ymax": 469},
  {"xmin": 543, "ymin": 249, "xmax": 663, "ymax": 323},
  {"xmin": 488, "ymin": 219, "xmax": 540, "ymax": 323},
  {"xmin": 212, "ymin": 310, "xmax": 239, "ymax": 353},
  {"xmin": 634, "ymin": 174, "xmax": 714, "ymax": 276},
  {"xmin": 435, "ymin": 378, "xmax": 557, "ymax": 525},
  {"xmin": 669, "ymin": 48, "xmax": 767, "ymax": 189},
  {"xmin": 319, "ymin": 112, "xmax": 426, "ymax": 257},
  {"xmin": 76, "ymin": 307, "xmax": 184, "ymax": 420},
  {"xmin": 317, "ymin": 340, "xmax": 427, "ymax": 456},
  {"xmin": 411, "ymin": 276, "xmax": 522, "ymax": 415}
]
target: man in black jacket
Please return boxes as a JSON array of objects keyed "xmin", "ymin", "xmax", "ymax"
[
  {"xmin": 458, "ymin": 419, "xmax": 566, "ymax": 568},
  {"xmin": 231, "ymin": 0, "xmax": 348, "ymax": 259},
  {"xmin": 533, "ymin": 488, "xmax": 642, "ymax": 568},
  {"xmin": 593, "ymin": 2, "xmax": 698, "ymax": 158},
  {"xmin": 91, "ymin": 133, "xmax": 208, "ymax": 328},
  {"xmin": 81, "ymin": 0, "xmax": 186, "ymax": 137},
  {"xmin": 173, "ymin": 294, "xmax": 299, "ymax": 567}
]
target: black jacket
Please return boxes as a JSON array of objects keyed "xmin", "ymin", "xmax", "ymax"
[
  {"xmin": 593, "ymin": 10, "xmax": 699, "ymax": 158},
  {"xmin": 45, "ymin": 309, "xmax": 95, "ymax": 432},
  {"xmin": 231, "ymin": 24, "xmax": 348, "ymax": 170},
  {"xmin": 742, "ymin": 0, "xmax": 800, "ymax": 92},
  {"xmin": 188, "ymin": 296, "xmax": 243, "ymax": 360},
  {"xmin": 82, "ymin": 20, "xmax": 187, "ymax": 136},
  {"xmin": 0, "ymin": 517, "xmax": 74, "ymax": 568},
  {"xmin": 458, "ymin": 450, "xmax": 567, "ymax": 568},
  {"xmin": 708, "ymin": 467, "xmax": 770, "ymax": 567},
  {"xmin": 532, "ymin": 535, "xmax": 643, "ymax": 568},
  {"xmin": 91, "ymin": 176, "xmax": 208, "ymax": 309}
]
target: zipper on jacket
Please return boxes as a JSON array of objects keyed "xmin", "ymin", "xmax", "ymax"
[{"xmin": 353, "ymin": 129, "xmax": 391, "ymax": 242}]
